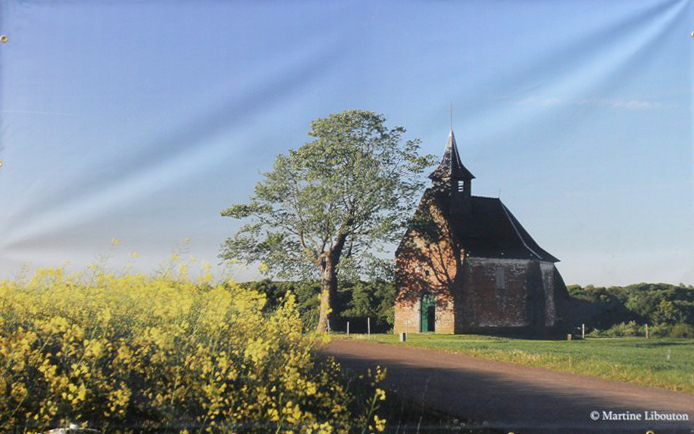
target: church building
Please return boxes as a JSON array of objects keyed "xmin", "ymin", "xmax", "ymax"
[{"xmin": 394, "ymin": 130, "xmax": 569, "ymax": 335}]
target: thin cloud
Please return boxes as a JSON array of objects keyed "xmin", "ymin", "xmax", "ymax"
[
  {"xmin": 575, "ymin": 98, "xmax": 669, "ymax": 110},
  {"xmin": 0, "ymin": 109, "xmax": 77, "ymax": 116},
  {"xmin": 515, "ymin": 97, "xmax": 674, "ymax": 110}
]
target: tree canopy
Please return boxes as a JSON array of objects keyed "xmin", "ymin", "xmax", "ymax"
[{"xmin": 220, "ymin": 110, "xmax": 433, "ymax": 331}]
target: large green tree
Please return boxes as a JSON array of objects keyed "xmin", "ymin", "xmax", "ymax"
[{"xmin": 220, "ymin": 110, "xmax": 433, "ymax": 332}]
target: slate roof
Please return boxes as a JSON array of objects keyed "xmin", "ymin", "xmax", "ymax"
[
  {"xmin": 429, "ymin": 130, "xmax": 475, "ymax": 182},
  {"xmin": 430, "ymin": 192, "xmax": 559, "ymax": 262},
  {"xmin": 422, "ymin": 128, "xmax": 558, "ymax": 262}
]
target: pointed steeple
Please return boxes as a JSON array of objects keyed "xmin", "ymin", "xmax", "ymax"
[{"xmin": 429, "ymin": 129, "xmax": 475, "ymax": 182}]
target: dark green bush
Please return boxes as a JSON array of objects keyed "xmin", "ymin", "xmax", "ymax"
[{"xmin": 669, "ymin": 323, "xmax": 694, "ymax": 338}]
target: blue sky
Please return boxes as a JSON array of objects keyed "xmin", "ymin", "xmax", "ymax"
[{"xmin": 0, "ymin": 0, "xmax": 692, "ymax": 286}]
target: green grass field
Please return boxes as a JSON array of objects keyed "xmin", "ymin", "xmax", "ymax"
[{"xmin": 337, "ymin": 334, "xmax": 694, "ymax": 394}]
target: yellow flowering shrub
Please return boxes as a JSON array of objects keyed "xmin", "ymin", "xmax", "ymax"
[{"xmin": 0, "ymin": 266, "xmax": 386, "ymax": 433}]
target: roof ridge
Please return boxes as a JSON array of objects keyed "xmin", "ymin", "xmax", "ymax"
[{"xmin": 499, "ymin": 202, "xmax": 543, "ymax": 260}]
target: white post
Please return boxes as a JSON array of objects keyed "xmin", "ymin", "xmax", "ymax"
[
  {"xmin": 645, "ymin": 324, "xmax": 649, "ymax": 339},
  {"xmin": 582, "ymin": 323, "xmax": 585, "ymax": 339},
  {"xmin": 367, "ymin": 317, "xmax": 371, "ymax": 335},
  {"xmin": 347, "ymin": 321, "xmax": 350, "ymax": 336}
]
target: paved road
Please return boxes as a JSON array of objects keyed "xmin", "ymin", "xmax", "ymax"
[{"xmin": 317, "ymin": 340, "xmax": 694, "ymax": 434}]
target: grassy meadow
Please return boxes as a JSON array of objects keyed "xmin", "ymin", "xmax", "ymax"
[{"xmin": 338, "ymin": 333, "xmax": 694, "ymax": 394}]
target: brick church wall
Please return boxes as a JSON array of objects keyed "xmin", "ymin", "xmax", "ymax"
[
  {"xmin": 395, "ymin": 241, "xmax": 565, "ymax": 334},
  {"xmin": 394, "ymin": 194, "xmax": 458, "ymax": 334},
  {"xmin": 458, "ymin": 258, "xmax": 532, "ymax": 329},
  {"xmin": 393, "ymin": 231, "xmax": 458, "ymax": 334}
]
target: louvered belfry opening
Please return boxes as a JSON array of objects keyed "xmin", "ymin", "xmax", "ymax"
[{"xmin": 429, "ymin": 129, "xmax": 475, "ymax": 216}]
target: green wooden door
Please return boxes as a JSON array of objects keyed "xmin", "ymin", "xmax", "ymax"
[{"xmin": 420, "ymin": 293, "xmax": 436, "ymax": 332}]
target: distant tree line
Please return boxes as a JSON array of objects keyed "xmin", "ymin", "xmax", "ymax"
[
  {"xmin": 567, "ymin": 283, "xmax": 694, "ymax": 337},
  {"xmin": 239, "ymin": 280, "xmax": 694, "ymax": 337},
  {"xmin": 239, "ymin": 279, "xmax": 395, "ymax": 333}
]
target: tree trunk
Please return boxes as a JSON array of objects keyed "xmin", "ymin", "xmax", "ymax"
[
  {"xmin": 315, "ymin": 232, "xmax": 349, "ymax": 333},
  {"xmin": 316, "ymin": 257, "xmax": 338, "ymax": 333}
]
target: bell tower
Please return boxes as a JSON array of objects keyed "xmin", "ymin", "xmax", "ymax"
[{"xmin": 429, "ymin": 129, "xmax": 475, "ymax": 215}]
